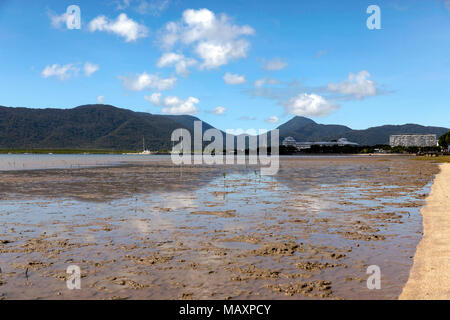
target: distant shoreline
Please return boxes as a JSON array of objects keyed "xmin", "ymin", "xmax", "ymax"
[
  {"xmin": 0, "ymin": 149, "xmax": 419, "ymax": 156},
  {"xmin": 0, "ymin": 149, "xmax": 137, "ymax": 155},
  {"xmin": 400, "ymin": 163, "xmax": 450, "ymax": 299}
]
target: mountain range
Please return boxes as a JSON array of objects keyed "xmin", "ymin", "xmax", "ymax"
[
  {"xmin": 277, "ymin": 116, "xmax": 448, "ymax": 146},
  {"xmin": 0, "ymin": 104, "xmax": 447, "ymax": 150}
]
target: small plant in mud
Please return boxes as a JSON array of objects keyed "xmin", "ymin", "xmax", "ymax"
[
  {"xmin": 254, "ymin": 169, "xmax": 263, "ymax": 186},
  {"xmin": 223, "ymin": 171, "xmax": 227, "ymax": 193},
  {"xmin": 134, "ymin": 185, "xmax": 138, "ymax": 213},
  {"xmin": 253, "ymin": 169, "xmax": 260, "ymax": 192},
  {"xmin": 221, "ymin": 172, "xmax": 230, "ymax": 203}
]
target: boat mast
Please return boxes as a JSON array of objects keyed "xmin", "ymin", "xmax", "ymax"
[{"xmin": 143, "ymin": 136, "xmax": 145, "ymax": 151}]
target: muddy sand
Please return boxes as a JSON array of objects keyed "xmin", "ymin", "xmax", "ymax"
[
  {"xmin": 400, "ymin": 163, "xmax": 450, "ymax": 299},
  {"xmin": 0, "ymin": 156, "xmax": 440, "ymax": 300}
]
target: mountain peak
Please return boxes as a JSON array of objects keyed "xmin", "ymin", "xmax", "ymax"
[
  {"xmin": 291, "ymin": 116, "xmax": 317, "ymax": 125},
  {"xmin": 277, "ymin": 116, "xmax": 316, "ymax": 130}
]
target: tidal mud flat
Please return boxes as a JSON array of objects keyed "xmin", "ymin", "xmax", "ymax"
[{"xmin": 0, "ymin": 156, "xmax": 439, "ymax": 300}]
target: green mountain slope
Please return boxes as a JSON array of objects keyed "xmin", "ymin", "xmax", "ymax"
[
  {"xmin": 0, "ymin": 105, "xmax": 448, "ymax": 150},
  {"xmin": 0, "ymin": 104, "xmax": 190, "ymax": 150}
]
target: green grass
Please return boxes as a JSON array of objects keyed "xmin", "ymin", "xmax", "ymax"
[{"xmin": 414, "ymin": 155, "xmax": 450, "ymax": 163}]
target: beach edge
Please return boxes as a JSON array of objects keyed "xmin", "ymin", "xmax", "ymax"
[{"xmin": 399, "ymin": 163, "xmax": 450, "ymax": 300}]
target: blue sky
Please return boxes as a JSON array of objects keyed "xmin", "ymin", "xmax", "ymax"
[{"xmin": 1, "ymin": 0, "xmax": 449, "ymax": 131}]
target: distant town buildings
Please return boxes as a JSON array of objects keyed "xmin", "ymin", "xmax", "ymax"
[
  {"xmin": 282, "ymin": 136, "xmax": 359, "ymax": 150},
  {"xmin": 389, "ymin": 134, "xmax": 437, "ymax": 147}
]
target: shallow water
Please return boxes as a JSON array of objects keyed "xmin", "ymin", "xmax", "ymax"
[
  {"xmin": 0, "ymin": 154, "xmax": 173, "ymax": 171},
  {"xmin": 0, "ymin": 156, "xmax": 439, "ymax": 299}
]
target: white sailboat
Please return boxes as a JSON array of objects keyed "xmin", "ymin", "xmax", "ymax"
[
  {"xmin": 139, "ymin": 136, "xmax": 152, "ymax": 154},
  {"xmin": 123, "ymin": 136, "xmax": 154, "ymax": 155}
]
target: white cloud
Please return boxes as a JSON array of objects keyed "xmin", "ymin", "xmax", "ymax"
[
  {"xmin": 327, "ymin": 70, "xmax": 377, "ymax": 99},
  {"xmin": 41, "ymin": 64, "xmax": 79, "ymax": 80},
  {"xmin": 223, "ymin": 72, "xmax": 246, "ymax": 85},
  {"xmin": 162, "ymin": 96, "xmax": 199, "ymax": 115},
  {"xmin": 446, "ymin": 0, "xmax": 450, "ymax": 10},
  {"xmin": 41, "ymin": 62, "xmax": 99, "ymax": 80},
  {"xmin": 212, "ymin": 106, "xmax": 226, "ymax": 115},
  {"xmin": 195, "ymin": 40, "xmax": 249, "ymax": 69},
  {"xmin": 265, "ymin": 116, "xmax": 279, "ymax": 124},
  {"xmin": 262, "ymin": 58, "xmax": 287, "ymax": 71},
  {"xmin": 157, "ymin": 52, "xmax": 197, "ymax": 76},
  {"xmin": 283, "ymin": 93, "xmax": 338, "ymax": 117},
  {"xmin": 88, "ymin": 13, "xmax": 148, "ymax": 42},
  {"xmin": 120, "ymin": 72, "xmax": 177, "ymax": 91},
  {"xmin": 144, "ymin": 92, "xmax": 162, "ymax": 105},
  {"xmin": 48, "ymin": 12, "xmax": 71, "ymax": 29},
  {"xmin": 84, "ymin": 62, "xmax": 99, "ymax": 76},
  {"xmin": 97, "ymin": 95, "xmax": 105, "ymax": 103},
  {"xmin": 254, "ymin": 77, "xmax": 279, "ymax": 88},
  {"xmin": 145, "ymin": 93, "xmax": 199, "ymax": 115},
  {"xmin": 159, "ymin": 8, "xmax": 254, "ymax": 69}
]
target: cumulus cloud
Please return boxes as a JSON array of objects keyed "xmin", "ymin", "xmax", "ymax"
[
  {"xmin": 145, "ymin": 93, "xmax": 199, "ymax": 115},
  {"xmin": 41, "ymin": 64, "xmax": 79, "ymax": 80},
  {"xmin": 97, "ymin": 95, "xmax": 105, "ymax": 103},
  {"xmin": 212, "ymin": 106, "xmax": 226, "ymax": 115},
  {"xmin": 41, "ymin": 62, "xmax": 100, "ymax": 80},
  {"xmin": 157, "ymin": 52, "xmax": 197, "ymax": 76},
  {"xmin": 254, "ymin": 77, "xmax": 279, "ymax": 88},
  {"xmin": 162, "ymin": 96, "xmax": 199, "ymax": 115},
  {"xmin": 195, "ymin": 40, "xmax": 250, "ymax": 69},
  {"xmin": 159, "ymin": 8, "xmax": 254, "ymax": 69},
  {"xmin": 265, "ymin": 116, "xmax": 280, "ymax": 124},
  {"xmin": 327, "ymin": 70, "xmax": 377, "ymax": 99},
  {"xmin": 120, "ymin": 72, "xmax": 177, "ymax": 91},
  {"xmin": 144, "ymin": 92, "xmax": 162, "ymax": 104},
  {"xmin": 283, "ymin": 93, "xmax": 338, "ymax": 117},
  {"xmin": 88, "ymin": 13, "xmax": 148, "ymax": 42},
  {"xmin": 262, "ymin": 58, "xmax": 287, "ymax": 71},
  {"xmin": 48, "ymin": 12, "xmax": 71, "ymax": 29},
  {"xmin": 223, "ymin": 72, "xmax": 246, "ymax": 85},
  {"xmin": 83, "ymin": 62, "xmax": 99, "ymax": 76}
]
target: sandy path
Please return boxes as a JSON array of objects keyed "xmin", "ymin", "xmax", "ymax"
[{"xmin": 400, "ymin": 163, "xmax": 450, "ymax": 300}]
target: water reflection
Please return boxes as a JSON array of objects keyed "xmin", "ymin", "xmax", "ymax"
[{"xmin": 0, "ymin": 156, "xmax": 438, "ymax": 300}]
